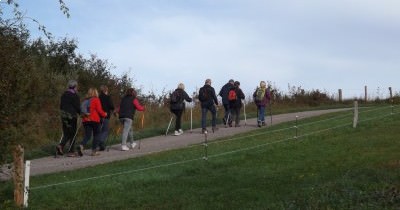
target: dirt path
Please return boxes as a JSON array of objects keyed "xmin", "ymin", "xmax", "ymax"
[{"xmin": 1, "ymin": 108, "xmax": 351, "ymax": 180}]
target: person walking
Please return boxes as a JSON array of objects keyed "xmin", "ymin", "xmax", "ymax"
[
  {"xmin": 218, "ymin": 79, "xmax": 234, "ymax": 126},
  {"xmin": 228, "ymin": 81, "xmax": 245, "ymax": 127},
  {"xmin": 98, "ymin": 85, "xmax": 115, "ymax": 151},
  {"xmin": 199, "ymin": 79, "xmax": 219, "ymax": 133},
  {"xmin": 253, "ymin": 81, "xmax": 271, "ymax": 127},
  {"xmin": 118, "ymin": 88, "xmax": 145, "ymax": 151},
  {"xmin": 170, "ymin": 83, "xmax": 193, "ymax": 136},
  {"xmin": 57, "ymin": 80, "xmax": 81, "ymax": 157},
  {"xmin": 77, "ymin": 88, "xmax": 108, "ymax": 156}
]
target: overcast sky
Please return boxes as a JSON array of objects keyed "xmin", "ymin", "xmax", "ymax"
[{"xmin": 4, "ymin": 0, "xmax": 400, "ymax": 99}]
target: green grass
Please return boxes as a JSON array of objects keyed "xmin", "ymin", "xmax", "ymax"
[{"xmin": 2, "ymin": 105, "xmax": 400, "ymax": 209}]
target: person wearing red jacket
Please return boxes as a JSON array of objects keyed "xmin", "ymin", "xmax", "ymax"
[
  {"xmin": 77, "ymin": 88, "xmax": 107, "ymax": 156},
  {"xmin": 118, "ymin": 88, "xmax": 145, "ymax": 151}
]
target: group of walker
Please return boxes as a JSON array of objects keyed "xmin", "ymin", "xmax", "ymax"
[{"xmin": 56, "ymin": 79, "xmax": 271, "ymax": 157}]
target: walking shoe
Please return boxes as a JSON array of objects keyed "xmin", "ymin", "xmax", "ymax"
[
  {"xmin": 179, "ymin": 129, "xmax": 183, "ymax": 134},
  {"xmin": 262, "ymin": 122, "xmax": 266, "ymax": 126},
  {"xmin": 235, "ymin": 124, "xmax": 241, "ymax": 127},
  {"xmin": 222, "ymin": 118, "xmax": 226, "ymax": 125},
  {"xmin": 121, "ymin": 145, "xmax": 129, "ymax": 151},
  {"xmin": 201, "ymin": 128, "xmax": 208, "ymax": 134},
  {"xmin": 212, "ymin": 127, "xmax": 218, "ymax": 133},
  {"xmin": 56, "ymin": 145, "xmax": 64, "ymax": 155},
  {"xmin": 257, "ymin": 122, "xmax": 262, "ymax": 128},
  {"xmin": 130, "ymin": 142, "xmax": 137, "ymax": 149},
  {"xmin": 174, "ymin": 130, "xmax": 182, "ymax": 136},
  {"xmin": 77, "ymin": 145, "xmax": 84, "ymax": 157},
  {"xmin": 67, "ymin": 152, "xmax": 77, "ymax": 157},
  {"xmin": 91, "ymin": 151, "xmax": 100, "ymax": 156}
]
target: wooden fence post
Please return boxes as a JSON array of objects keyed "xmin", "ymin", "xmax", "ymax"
[
  {"xmin": 12, "ymin": 145, "xmax": 24, "ymax": 207},
  {"xmin": 353, "ymin": 101, "xmax": 359, "ymax": 128},
  {"xmin": 338, "ymin": 89, "xmax": 342, "ymax": 102}
]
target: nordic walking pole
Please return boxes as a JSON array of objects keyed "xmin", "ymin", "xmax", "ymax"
[
  {"xmin": 139, "ymin": 112, "xmax": 144, "ymax": 149},
  {"xmin": 66, "ymin": 121, "xmax": 81, "ymax": 154},
  {"xmin": 165, "ymin": 116, "xmax": 173, "ymax": 136},
  {"xmin": 243, "ymin": 99, "xmax": 247, "ymax": 126},
  {"xmin": 190, "ymin": 104, "xmax": 193, "ymax": 133},
  {"xmin": 269, "ymin": 86, "xmax": 273, "ymax": 126}
]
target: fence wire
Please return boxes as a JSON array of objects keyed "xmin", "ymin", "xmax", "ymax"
[{"xmin": 30, "ymin": 105, "xmax": 399, "ymax": 191}]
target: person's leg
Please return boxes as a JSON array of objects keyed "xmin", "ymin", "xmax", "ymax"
[
  {"xmin": 260, "ymin": 106, "xmax": 266, "ymax": 125},
  {"xmin": 234, "ymin": 108, "xmax": 240, "ymax": 126},
  {"xmin": 121, "ymin": 118, "xmax": 132, "ymax": 146},
  {"xmin": 98, "ymin": 118, "xmax": 109, "ymax": 150},
  {"xmin": 171, "ymin": 109, "xmax": 179, "ymax": 132},
  {"xmin": 92, "ymin": 122, "xmax": 101, "ymax": 151},
  {"xmin": 210, "ymin": 105, "xmax": 217, "ymax": 129},
  {"xmin": 223, "ymin": 103, "xmax": 229, "ymax": 125},
  {"xmin": 80, "ymin": 123, "xmax": 93, "ymax": 146},
  {"xmin": 176, "ymin": 110, "xmax": 183, "ymax": 131},
  {"xmin": 201, "ymin": 107, "xmax": 207, "ymax": 132},
  {"xmin": 257, "ymin": 106, "xmax": 262, "ymax": 127}
]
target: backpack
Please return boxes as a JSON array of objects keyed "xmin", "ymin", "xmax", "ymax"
[
  {"xmin": 81, "ymin": 98, "xmax": 91, "ymax": 116},
  {"xmin": 228, "ymin": 89, "xmax": 237, "ymax": 101},
  {"xmin": 255, "ymin": 88, "xmax": 265, "ymax": 102},
  {"xmin": 199, "ymin": 87, "xmax": 209, "ymax": 101},
  {"xmin": 170, "ymin": 90, "xmax": 182, "ymax": 104}
]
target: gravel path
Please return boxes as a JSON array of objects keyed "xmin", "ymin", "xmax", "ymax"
[{"xmin": 1, "ymin": 108, "xmax": 351, "ymax": 180}]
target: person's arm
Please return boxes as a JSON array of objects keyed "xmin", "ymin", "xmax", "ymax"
[
  {"xmin": 95, "ymin": 98, "xmax": 107, "ymax": 118},
  {"xmin": 133, "ymin": 98, "xmax": 145, "ymax": 111},
  {"xmin": 184, "ymin": 91, "xmax": 192, "ymax": 103}
]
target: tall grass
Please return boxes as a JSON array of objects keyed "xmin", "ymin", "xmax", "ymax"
[{"xmin": 1, "ymin": 105, "xmax": 398, "ymax": 209}]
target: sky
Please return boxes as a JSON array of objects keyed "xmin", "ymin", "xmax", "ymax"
[{"xmin": 3, "ymin": 0, "xmax": 400, "ymax": 99}]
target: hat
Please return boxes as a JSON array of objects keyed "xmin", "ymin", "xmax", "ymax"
[
  {"xmin": 234, "ymin": 81, "xmax": 240, "ymax": 86},
  {"xmin": 229, "ymin": 79, "xmax": 234, "ymax": 83}
]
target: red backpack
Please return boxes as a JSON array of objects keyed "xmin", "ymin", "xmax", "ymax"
[{"xmin": 228, "ymin": 89, "xmax": 237, "ymax": 101}]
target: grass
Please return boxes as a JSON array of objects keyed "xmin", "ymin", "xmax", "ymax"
[{"xmin": 2, "ymin": 105, "xmax": 400, "ymax": 209}]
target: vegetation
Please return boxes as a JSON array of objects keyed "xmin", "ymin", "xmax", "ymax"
[{"xmin": 1, "ymin": 105, "xmax": 399, "ymax": 209}]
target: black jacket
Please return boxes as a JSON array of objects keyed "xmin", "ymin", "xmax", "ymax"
[
  {"xmin": 119, "ymin": 95, "xmax": 136, "ymax": 120},
  {"xmin": 60, "ymin": 89, "xmax": 81, "ymax": 119},
  {"xmin": 99, "ymin": 92, "xmax": 115, "ymax": 119},
  {"xmin": 199, "ymin": 84, "xmax": 218, "ymax": 108},
  {"xmin": 170, "ymin": 89, "xmax": 193, "ymax": 111},
  {"xmin": 219, "ymin": 82, "xmax": 234, "ymax": 105}
]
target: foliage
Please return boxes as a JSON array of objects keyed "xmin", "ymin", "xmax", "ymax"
[{"xmin": 2, "ymin": 107, "xmax": 398, "ymax": 209}]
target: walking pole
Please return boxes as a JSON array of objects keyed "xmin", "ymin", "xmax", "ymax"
[
  {"xmin": 66, "ymin": 121, "xmax": 82, "ymax": 154},
  {"xmin": 165, "ymin": 116, "xmax": 173, "ymax": 136},
  {"xmin": 243, "ymin": 99, "xmax": 247, "ymax": 126},
  {"xmin": 190, "ymin": 104, "xmax": 193, "ymax": 133},
  {"xmin": 54, "ymin": 133, "xmax": 64, "ymax": 158},
  {"xmin": 139, "ymin": 112, "xmax": 144, "ymax": 149}
]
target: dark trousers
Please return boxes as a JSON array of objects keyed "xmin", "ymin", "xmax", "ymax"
[
  {"xmin": 80, "ymin": 122, "xmax": 101, "ymax": 151},
  {"xmin": 230, "ymin": 107, "xmax": 241, "ymax": 125},
  {"xmin": 171, "ymin": 109, "xmax": 183, "ymax": 131},
  {"xmin": 201, "ymin": 106, "xmax": 217, "ymax": 129},
  {"xmin": 60, "ymin": 117, "xmax": 78, "ymax": 152},
  {"xmin": 99, "ymin": 118, "xmax": 109, "ymax": 149},
  {"xmin": 223, "ymin": 103, "xmax": 231, "ymax": 124}
]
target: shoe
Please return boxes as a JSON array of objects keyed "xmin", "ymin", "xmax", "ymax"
[
  {"xmin": 67, "ymin": 152, "xmax": 77, "ymax": 157},
  {"xmin": 212, "ymin": 127, "xmax": 218, "ymax": 133},
  {"xmin": 228, "ymin": 123, "xmax": 232, "ymax": 127},
  {"xmin": 121, "ymin": 145, "xmax": 129, "ymax": 151},
  {"xmin": 174, "ymin": 130, "xmax": 182, "ymax": 136},
  {"xmin": 222, "ymin": 118, "xmax": 226, "ymax": 125},
  {"xmin": 91, "ymin": 151, "xmax": 100, "ymax": 156},
  {"xmin": 235, "ymin": 124, "xmax": 241, "ymax": 127},
  {"xmin": 179, "ymin": 129, "xmax": 183, "ymax": 134},
  {"xmin": 262, "ymin": 122, "xmax": 266, "ymax": 126},
  {"xmin": 56, "ymin": 145, "xmax": 64, "ymax": 155},
  {"xmin": 130, "ymin": 142, "xmax": 137, "ymax": 149},
  {"xmin": 257, "ymin": 121, "xmax": 262, "ymax": 128},
  {"xmin": 99, "ymin": 147, "xmax": 105, "ymax": 151},
  {"xmin": 77, "ymin": 145, "xmax": 84, "ymax": 157},
  {"xmin": 202, "ymin": 128, "xmax": 208, "ymax": 134}
]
